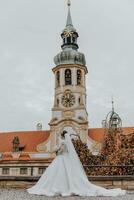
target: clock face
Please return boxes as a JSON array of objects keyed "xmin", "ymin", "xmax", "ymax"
[{"xmin": 61, "ymin": 92, "xmax": 75, "ymax": 108}]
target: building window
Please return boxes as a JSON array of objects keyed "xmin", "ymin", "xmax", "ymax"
[
  {"xmin": 77, "ymin": 70, "xmax": 82, "ymax": 85},
  {"xmin": 20, "ymin": 168, "xmax": 27, "ymax": 175},
  {"xmin": 65, "ymin": 69, "xmax": 72, "ymax": 85},
  {"xmin": 56, "ymin": 71, "xmax": 60, "ymax": 87},
  {"xmin": 2, "ymin": 168, "xmax": 9, "ymax": 175},
  {"xmin": 38, "ymin": 168, "xmax": 45, "ymax": 175}
]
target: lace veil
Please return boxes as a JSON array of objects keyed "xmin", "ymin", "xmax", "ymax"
[{"xmin": 64, "ymin": 130, "xmax": 87, "ymax": 178}]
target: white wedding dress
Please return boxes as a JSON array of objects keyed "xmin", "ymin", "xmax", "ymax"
[{"xmin": 27, "ymin": 134, "xmax": 126, "ymax": 197}]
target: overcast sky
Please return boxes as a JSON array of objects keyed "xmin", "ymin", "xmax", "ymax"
[{"xmin": 0, "ymin": 0, "xmax": 134, "ymax": 132}]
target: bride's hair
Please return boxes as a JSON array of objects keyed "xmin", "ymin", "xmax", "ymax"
[{"xmin": 61, "ymin": 130, "xmax": 67, "ymax": 138}]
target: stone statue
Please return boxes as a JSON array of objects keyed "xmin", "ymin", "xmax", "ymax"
[{"xmin": 12, "ymin": 136, "xmax": 20, "ymax": 152}]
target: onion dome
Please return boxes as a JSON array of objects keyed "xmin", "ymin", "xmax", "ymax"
[
  {"xmin": 54, "ymin": 0, "xmax": 86, "ymax": 66},
  {"xmin": 54, "ymin": 49, "xmax": 86, "ymax": 66}
]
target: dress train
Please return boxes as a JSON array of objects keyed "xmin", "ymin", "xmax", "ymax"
[{"xmin": 27, "ymin": 134, "xmax": 126, "ymax": 197}]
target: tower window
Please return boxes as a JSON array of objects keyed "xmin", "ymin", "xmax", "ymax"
[
  {"xmin": 67, "ymin": 36, "xmax": 71, "ymax": 44},
  {"xmin": 73, "ymin": 37, "xmax": 75, "ymax": 43},
  {"xmin": 56, "ymin": 71, "xmax": 60, "ymax": 87},
  {"xmin": 57, "ymin": 99, "xmax": 59, "ymax": 107},
  {"xmin": 77, "ymin": 70, "xmax": 82, "ymax": 85},
  {"xmin": 65, "ymin": 69, "xmax": 72, "ymax": 85},
  {"xmin": 78, "ymin": 97, "xmax": 81, "ymax": 104}
]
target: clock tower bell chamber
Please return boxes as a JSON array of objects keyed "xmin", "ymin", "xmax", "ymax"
[{"xmin": 49, "ymin": 1, "xmax": 88, "ymax": 148}]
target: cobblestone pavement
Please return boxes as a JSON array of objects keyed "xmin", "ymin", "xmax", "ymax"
[{"xmin": 0, "ymin": 189, "xmax": 133, "ymax": 200}]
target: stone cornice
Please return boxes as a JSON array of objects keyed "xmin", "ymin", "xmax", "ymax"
[
  {"xmin": 52, "ymin": 64, "xmax": 88, "ymax": 74},
  {"xmin": 49, "ymin": 118, "xmax": 88, "ymax": 126},
  {"xmin": 51, "ymin": 106, "xmax": 86, "ymax": 112}
]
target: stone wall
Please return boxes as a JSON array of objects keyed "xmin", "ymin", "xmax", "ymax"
[
  {"xmin": 89, "ymin": 176, "xmax": 134, "ymax": 190},
  {"xmin": 0, "ymin": 176, "xmax": 133, "ymax": 190}
]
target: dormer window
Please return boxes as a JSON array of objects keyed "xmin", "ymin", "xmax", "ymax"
[{"xmin": 65, "ymin": 69, "xmax": 72, "ymax": 85}]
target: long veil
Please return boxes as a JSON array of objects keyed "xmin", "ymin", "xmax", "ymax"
[
  {"xmin": 27, "ymin": 131, "xmax": 126, "ymax": 196},
  {"xmin": 65, "ymin": 133, "xmax": 86, "ymax": 176},
  {"xmin": 64, "ymin": 133, "xmax": 92, "ymax": 195},
  {"xmin": 64, "ymin": 132, "xmax": 126, "ymax": 196}
]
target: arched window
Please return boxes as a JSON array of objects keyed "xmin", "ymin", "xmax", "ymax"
[
  {"xmin": 56, "ymin": 71, "xmax": 60, "ymax": 87},
  {"xmin": 77, "ymin": 70, "xmax": 82, "ymax": 85},
  {"xmin": 65, "ymin": 69, "xmax": 72, "ymax": 85}
]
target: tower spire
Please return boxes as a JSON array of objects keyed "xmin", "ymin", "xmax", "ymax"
[
  {"xmin": 54, "ymin": 0, "xmax": 86, "ymax": 65},
  {"xmin": 112, "ymin": 97, "xmax": 114, "ymax": 113},
  {"xmin": 67, "ymin": 0, "xmax": 71, "ymax": 7},
  {"xmin": 66, "ymin": 0, "xmax": 73, "ymax": 27}
]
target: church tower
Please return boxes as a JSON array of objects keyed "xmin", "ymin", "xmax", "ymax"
[{"xmin": 49, "ymin": 1, "xmax": 88, "ymax": 148}]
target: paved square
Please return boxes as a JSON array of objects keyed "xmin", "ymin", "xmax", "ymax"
[{"xmin": 0, "ymin": 189, "xmax": 133, "ymax": 200}]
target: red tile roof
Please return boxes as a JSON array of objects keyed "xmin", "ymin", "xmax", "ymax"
[
  {"xmin": 88, "ymin": 128, "xmax": 105, "ymax": 143},
  {"xmin": 88, "ymin": 127, "xmax": 134, "ymax": 143},
  {"xmin": 0, "ymin": 128, "xmax": 133, "ymax": 156},
  {"xmin": 0, "ymin": 131, "xmax": 50, "ymax": 153}
]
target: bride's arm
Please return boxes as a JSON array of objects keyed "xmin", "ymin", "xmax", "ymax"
[
  {"xmin": 49, "ymin": 146, "xmax": 59, "ymax": 154},
  {"xmin": 56, "ymin": 143, "xmax": 65, "ymax": 154},
  {"xmin": 49, "ymin": 143, "xmax": 66, "ymax": 155},
  {"xmin": 49, "ymin": 143, "xmax": 65, "ymax": 154}
]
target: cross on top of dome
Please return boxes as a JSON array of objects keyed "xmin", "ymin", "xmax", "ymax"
[{"xmin": 67, "ymin": 0, "xmax": 71, "ymax": 7}]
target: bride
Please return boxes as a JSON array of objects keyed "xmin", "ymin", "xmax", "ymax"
[{"xmin": 27, "ymin": 130, "xmax": 126, "ymax": 197}]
